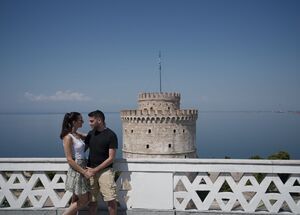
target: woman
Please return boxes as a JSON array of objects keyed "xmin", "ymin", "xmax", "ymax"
[{"xmin": 60, "ymin": 112, "xmax": 91, "ymax": 215}]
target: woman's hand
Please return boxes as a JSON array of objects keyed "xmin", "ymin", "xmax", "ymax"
[
  {"xmin": 83, "ymin": 169, "xmax": 93, "ymax": 179},
  {"xmin": 86, "ymin": 167, "xmax": 96, "ymax": 177}
]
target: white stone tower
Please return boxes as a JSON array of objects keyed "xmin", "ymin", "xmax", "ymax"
[{"xmin": 120, "ymin": 92, "xmax": 198, "ymax": 158}]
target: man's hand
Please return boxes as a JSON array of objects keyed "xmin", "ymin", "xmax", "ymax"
[
  {"xmin": 83, "ymin": 168, "xmax": 94, "ymax": 179},
  {"xmin": 86, "ymin": 167, "xmax": 96, "ymax": 177}
]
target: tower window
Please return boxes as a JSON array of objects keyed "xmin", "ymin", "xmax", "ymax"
[
  {"xmin": 131, "ymin": 130, "xmax": 133, "ymax": 133},
  {"xmin": 168, "ymin": 144, "xmax": 171, "ymax": 148},
  {"xmin": 148, "ymin": 129, "xmax": 151, "ymax": 134},
  {"xmin": 146, "ymin": 144, "xmax": 149, "ymax": 149},
  {"xmin": 173, "ymin": 129, "xmax": 176, "ymax": 133},
  {"xmin": 183, "ymin": 129, "xmax": 185, "ymax": 133}
]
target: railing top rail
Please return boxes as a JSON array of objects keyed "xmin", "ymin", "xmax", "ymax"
[
  {"xmin": 0, "ymin": 157, "xmax": 67, "ymax": 163},
  {"xmin": 1, "ymin": 157, "xmax": 299, "ymax": 164},
  {"xmin": 120, "ymin": 158, "xmax": 300, "ymax": 165},
  {"xmin": 1, "ymin": 158, "xmax": 299, "ymax": 173},
  {"xmin": 114, "ymin": 158, "xmax": 300, "ymax": 174},
  {"xmin": 0, "ymin": 158, "xmax": 68, "ymax": 171}
]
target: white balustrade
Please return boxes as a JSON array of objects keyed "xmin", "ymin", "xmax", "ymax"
[
  {"xmin": 1, "ymin": 158, "xmax": 300, "ymax": 214},
  {"xmin": 0, "ymin": 158, "xmax": 72, "ymax": 209}
]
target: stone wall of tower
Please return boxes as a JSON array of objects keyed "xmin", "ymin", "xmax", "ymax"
[{"xmin": 120, "ymin": 92, "xmax": 198, "ymax": 159}]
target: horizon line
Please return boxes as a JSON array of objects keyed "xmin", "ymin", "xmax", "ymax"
[{"xmin": 0, "ymin": 110, "xmax": 300, "ymax": 115}]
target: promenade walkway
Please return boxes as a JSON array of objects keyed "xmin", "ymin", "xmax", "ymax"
[{"xmin": 1, "ymin": 158, "xmax": 300, "ymax": 214}]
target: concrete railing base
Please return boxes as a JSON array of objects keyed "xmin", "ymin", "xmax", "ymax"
[
  {"xmin": 0, "ymin": 208, "xmax": 289, "ymax": 215},
  {"xmin": 0, "ymin": 208, "xmax": 126, "ymax": 215}
]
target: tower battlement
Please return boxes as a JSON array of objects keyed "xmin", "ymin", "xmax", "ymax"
[
  {"xmin": 120, "ymin": 109, "xmax": 198, "ymax": 120},
  {"xmin": 139, "ymin": 92, "xmax": 180, "ymax": 101},
  {"xmin": 120, "ymin": 116, "xmax": 197, "ymax": 124}
]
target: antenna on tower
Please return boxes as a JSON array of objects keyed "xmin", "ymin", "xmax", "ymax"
[{"xmin": 159, "ymin": 51, "xmax": 162, "ymax": 92}]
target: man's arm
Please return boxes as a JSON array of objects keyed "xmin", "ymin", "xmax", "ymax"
[
  {"xmin": 89, "ymin": 148, "xmax": 116, "ymax": 174},
  {"xmin": 76, "ymin": 130, "xmax": 87, "ymax": 140}
]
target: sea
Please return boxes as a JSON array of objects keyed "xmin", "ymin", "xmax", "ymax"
[{"xmin": 0, "ymin": 111, "xmax": 299, "ymax": 159}]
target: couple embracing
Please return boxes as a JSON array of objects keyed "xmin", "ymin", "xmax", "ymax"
[{"xmin": 60, "ymin": 110, "xmax": 118, "ymax": 215}]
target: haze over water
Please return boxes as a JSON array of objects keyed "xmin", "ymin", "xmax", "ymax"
[{"xmin": 1, "ymin": 111, "xmax": 299, "ymax": 159}]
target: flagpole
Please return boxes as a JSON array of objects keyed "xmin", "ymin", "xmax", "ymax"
[{"xmin": 159, "ymin": 51, "xmax": 162, "ymax": 93}]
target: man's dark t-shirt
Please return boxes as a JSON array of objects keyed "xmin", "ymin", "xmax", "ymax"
[{"xmin": 85, "ymin": 128, "xmax": 118, "ymax": 168}]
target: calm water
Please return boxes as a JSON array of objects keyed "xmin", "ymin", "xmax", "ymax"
[{"xmin": 0, "ymin": 112, "xmax": 299, "ymax": 159}]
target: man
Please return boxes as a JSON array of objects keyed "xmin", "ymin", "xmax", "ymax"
[{"xmin": 85, "ymin": 110, "xmax": 118, "ymax": 215}]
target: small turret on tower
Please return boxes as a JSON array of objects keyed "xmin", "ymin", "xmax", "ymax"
[
  {"xmin": 138, "ymin": 92, "xmax": 180, "ymax": 112},
  {"xmin": 120, "ymin": 92, "xmax": 198, "ymax": 159}
]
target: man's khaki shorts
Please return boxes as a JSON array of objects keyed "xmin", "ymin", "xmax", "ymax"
[{"xmin": 89, "ymin": 168, "xmax": 117, "ymax": 202}]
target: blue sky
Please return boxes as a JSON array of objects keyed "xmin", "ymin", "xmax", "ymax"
[{"xmin": 0, "ymin": 0, "xmax": 299, "ymax": 113}]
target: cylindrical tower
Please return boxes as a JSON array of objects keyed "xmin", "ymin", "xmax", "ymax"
[{"xmin": 120, "ymin": 92, "xmax": 198, "ymax": 158}]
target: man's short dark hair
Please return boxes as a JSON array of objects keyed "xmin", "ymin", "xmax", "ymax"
[{"xmin": 88, "ymin": 110, "xmax": 105, "ymax": 122}]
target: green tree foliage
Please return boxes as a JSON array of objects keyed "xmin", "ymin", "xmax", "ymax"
[
  {"xmin": 249, "ymin": 155, "xmax": 262, "ymax": 159},
  {"xmin": 249, "ymin": 151, "xmax": 290, "ymax": 160},
  {"xmin": 267, "ymin": 151, "xmax": 290, "ymax": 160}
]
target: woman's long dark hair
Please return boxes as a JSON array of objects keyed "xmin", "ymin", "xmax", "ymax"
[{"xmin": 60, "ymin": 112, "xmax": 81, "ymax": 139}]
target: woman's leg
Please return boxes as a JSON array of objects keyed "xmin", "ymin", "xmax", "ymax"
[{"xmin": 62, "ymin": 193, "xmax": 90, "ymax": 215}]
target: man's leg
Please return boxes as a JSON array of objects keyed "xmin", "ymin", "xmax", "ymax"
[
  {"xmin": 107, "ymin": 199, "xmax": 117, "ymax": 215},
  {"xmin": 88, "ymin": 201, "xmax": 98, "ymax": 215},
  {"xmin": 99, "ymin": 169, "xmax": 118, "ymax": 215}
]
